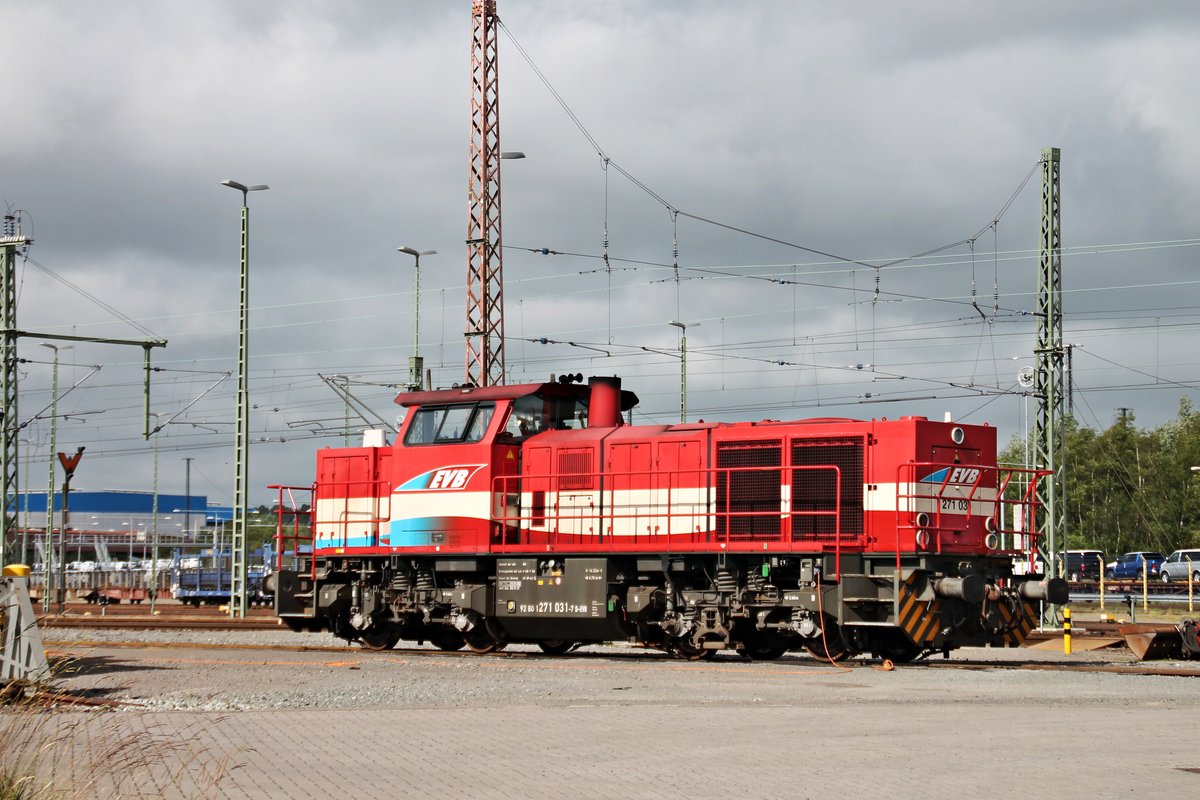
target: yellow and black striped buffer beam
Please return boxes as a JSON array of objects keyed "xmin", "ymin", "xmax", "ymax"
[
  {"xmin": 898, "ymin": 574, "xmax": 942, "ymax": 647},
  {"xmin": 991, "ymin": 598, "xmax": 1037, "ymax": 646}
]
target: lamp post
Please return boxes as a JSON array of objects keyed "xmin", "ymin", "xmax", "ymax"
[
  {"xmin": 183, "ymin": 456, "xmax": 193, "ymax": 540},
  {"xmin": 40, "ymin": 342, "xmax": 71, "ymax": 612},
  {"xmin": 220, "ymin": 178, "xmax": 268, "ymax": 619},
  {"xmin": 667, "ymin": 321, "xmax": 696, "ymax": 423},
  {"xmin": 149, "ymin": 414, "xmax": 161, "ymax": 614},
  {"xmin": 398, "ymin": 246, "xmax": 436, "ymax": 390}
]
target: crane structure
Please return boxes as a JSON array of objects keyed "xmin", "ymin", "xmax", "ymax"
[{"xmin": 465, "ymin": 0, "xmax": 507, "ymax": 387}]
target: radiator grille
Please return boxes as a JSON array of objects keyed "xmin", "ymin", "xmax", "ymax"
[
  {"xmin": 791, "ymin": 437, "xmax": 864, "ymax": 539},
  {"xmin": 716, "ymin": 440, "xmax": 782, "ymax": 539}
]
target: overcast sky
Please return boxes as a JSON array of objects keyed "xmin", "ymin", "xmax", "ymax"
[{"xmin": 5, "ymin": 1, "xmax": 1200, "ymax": 510}]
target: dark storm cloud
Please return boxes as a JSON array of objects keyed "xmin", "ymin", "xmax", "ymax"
[{"xmin": 4, "ymin": 1, "xmax": 1198, "ymax": 501}]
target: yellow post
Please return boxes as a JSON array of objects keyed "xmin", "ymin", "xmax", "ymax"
[
  {"xmin": 1063, "ymin": 607, "xmax": 1072, "ymax": 655},
  {"xmin": 1097, "ymin": 555, "xmax": 1105, "ymax": 610},
  {"xmin": 1142, "ymin": 560, "xmax": 1149, "ymax": 611}
]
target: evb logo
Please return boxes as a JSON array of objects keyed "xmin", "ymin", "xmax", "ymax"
[
  {"xmin": 946, "ymin": 467, "xmax": 980, "ymax": 485},
  {"xmin": 430, "ymin": 468, "xmax": 471, "ymax": 489},
  {"xmin": 920, "ymin": 466, "xmax": 983, "ymax": 486},
  {"xmin": 397, "ymin": 464, "xmax": 485, "ymax": 492}
]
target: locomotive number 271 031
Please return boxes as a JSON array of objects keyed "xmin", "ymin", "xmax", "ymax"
[{"xmin": 519, "ymin": 602, "xmax": 589, "ymax": 614}]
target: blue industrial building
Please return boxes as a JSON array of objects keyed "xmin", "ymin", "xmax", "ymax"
[{"xmin": 12, "ymin": 490, "xmax": 223, "ymax": 540}]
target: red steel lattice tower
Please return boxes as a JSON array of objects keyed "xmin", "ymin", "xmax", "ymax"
[{"xmin": 465, "ymin": 0, "xmax": 506, "ymax": 386}]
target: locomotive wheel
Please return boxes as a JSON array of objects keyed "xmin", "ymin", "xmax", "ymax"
[
  {"xmin": 804, "ymin": 623, "xmax": 851, "ymax": 662},
  {"xmin": 429, "ymin": 632, "xmax": 466, "ymax": 651},
  {"xmin": 536, "ymin": 639, "xmax": 577, "ymax": 655},
  {"xmin": 669, "ymin": 640, "xmax": 717, "ymax": 661},
  {"xmin": 743, "ymin": 642, "xmax": 789, "ymax": 661},
  {"xmin": 359, "ymin": 628, "xmax": 402, "ymax": 651},
  {"xmin": 463, "ymin": 626, "xmax": 508, "ymax": 654},
  {"xmin": 876, "ymin": 641, "xmax": 922, "ymax": 664}
]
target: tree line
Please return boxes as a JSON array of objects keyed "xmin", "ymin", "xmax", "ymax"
[{"xmin": 1001, "ymin": 399, "xmax": 1200, "ymax": 558}]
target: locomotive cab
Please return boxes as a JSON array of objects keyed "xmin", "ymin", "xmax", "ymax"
[{"xmin": 385, "ymin": 378, "xmax": 636, "ymax": 550}]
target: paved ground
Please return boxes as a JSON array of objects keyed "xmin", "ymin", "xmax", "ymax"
[
  {"xmin": 6, "ymin": 633, "xmax": 1198, "ymax": 799},
  {"xmin": 26, "ymin": 701, "xmax": 1199, "ymax": 799}
]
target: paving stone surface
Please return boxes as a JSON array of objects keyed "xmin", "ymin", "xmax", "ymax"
[{"xmin": 14, "ymin": 632, "xmax": 1199, "ymax": 798}]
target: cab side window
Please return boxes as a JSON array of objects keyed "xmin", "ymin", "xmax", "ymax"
[
  {"xmin": 404, "ymin": 403, "xmax": 496, "ymax": 445},
  {"xmin": 466, "ymin": 405, "xmax": 495, "ymax": 441}
]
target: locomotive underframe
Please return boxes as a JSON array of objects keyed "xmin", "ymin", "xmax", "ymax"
[{"xmin": 274, "ymin": 549, "xmax": 1048, "ymax": 662}]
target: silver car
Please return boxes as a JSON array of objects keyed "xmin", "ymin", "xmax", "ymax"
[{"xmin": 1160, "ymin": 549, "xmax": 1200, "ymax": 583}]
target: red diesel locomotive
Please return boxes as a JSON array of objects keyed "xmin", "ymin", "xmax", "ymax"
[{"xmin": 269, "ymin": 375, "xmax": 1066, "ymax": 661}]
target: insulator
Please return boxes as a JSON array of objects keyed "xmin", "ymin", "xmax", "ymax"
[{"xmin": 715, "ymin": 568, "xmax": 738, "ymax": 594}]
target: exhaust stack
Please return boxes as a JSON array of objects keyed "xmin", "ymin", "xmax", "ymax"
[{"xmin": 588, "ymin": 376, "xmax": 623, "ymax": 428}]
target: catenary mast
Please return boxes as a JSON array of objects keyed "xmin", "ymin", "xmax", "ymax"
[{"xmin": 1034, "ymin": 147, "xmax": 1064, "ymax": 581}]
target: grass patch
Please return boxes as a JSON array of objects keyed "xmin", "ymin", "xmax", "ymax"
[{"xmin": 2, "ymin": 667, "xmax": 236, "ymax": 798}]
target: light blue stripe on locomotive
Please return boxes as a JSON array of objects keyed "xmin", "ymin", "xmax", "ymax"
[
  {"xmin": 316, "ymin": 532, "xmax": 377, "ymax": 548},
  {"xmin": 384, "ymin": 517, "xmax": 477, "ymax": 547},
  {"xmin": 386, "ymin": 517, "xmax": 444, "ymax": 547}
]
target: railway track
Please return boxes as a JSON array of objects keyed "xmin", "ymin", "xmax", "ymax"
[
  {"xmin": 37, "ymin": 604, "xmax": 1134, "ymax": 642},
  {"xmin": 41, "ymin": 635, "xmax": 1200, "ymax": 678},
  {"xmin": 44, "ymin": 608, "xmax": 1131, "ymax": 642},
  {"xmin": 37, "ymin": 603, "xmax": 1199, "ymax": 676},
  {"xmin": 36, "ymin": 604, "xmax": 282, "ymax": 630}
]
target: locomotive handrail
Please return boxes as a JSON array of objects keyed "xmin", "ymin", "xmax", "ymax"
[
  {"xmin": 314, "ymin": 478, "xmax": 394, "ymax": 549},
  {"xmin": 269, "ymin": 478, "xmax": 394, "ymax": 568},
  {"xmin": 892, "ymin": 462, "xmax": 1051, "ymax": 574},
  {"xmin": 490, "ymin": 462, "xmax": 853, "ymax": 562},
  {"xmin": 268, "ymin": 483, "xmax": 316, "ymax": 579}
]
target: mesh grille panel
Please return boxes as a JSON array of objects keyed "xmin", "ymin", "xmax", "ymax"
[
  {"xmin": 717, "ymin": 440, "xmax": 782, "ymax": 540},
  {"xmin": 791, "ymin": 437, "xmax": 864, "ymax": 539}
]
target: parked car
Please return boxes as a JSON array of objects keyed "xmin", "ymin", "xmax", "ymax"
[
  {"xmin": 1106, "ymin": 551, "xmax": 1165, "ymax": 580},
  {"xmin": 1061, "ymin": 549, "xmax": 1105, "ymax": 581},
  {"xmin": 1160, "ymin": 549, "xmax": 1200, "ymax": 583}
]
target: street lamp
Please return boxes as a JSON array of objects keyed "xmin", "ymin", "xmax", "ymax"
[
  {"xmin": 220, "ymin": 178, "xmax": 268, "ymax": 619},
  {"xmin": 667, "ymin": 321, "xmax": 697, "ymax": 423},
  {"xmin": 39, "ymin": 342, "xmax": 71, "ymax": 613},
  {"xmin": 398, "ymin": 246, "xmax": 437, "ymax": 390}
]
